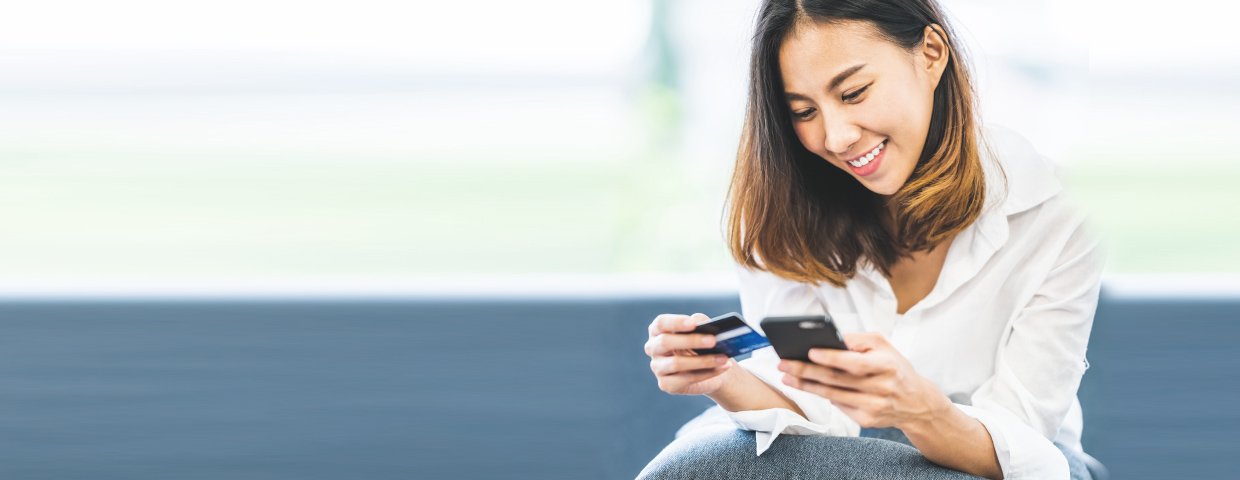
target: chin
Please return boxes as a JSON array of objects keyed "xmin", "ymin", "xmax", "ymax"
[{"xmin": 860, "ymin": 179, "xmax": 901, "ymax": 196}]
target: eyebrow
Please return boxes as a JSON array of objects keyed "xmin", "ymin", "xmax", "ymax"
[{"xmin": 784, "ymin": 63, "xmax": 867, "ymax": 101}]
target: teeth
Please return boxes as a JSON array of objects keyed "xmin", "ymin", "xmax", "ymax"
[{"xmin": 847, "ymin": 141, "xmax": 884, "ymax": 168}]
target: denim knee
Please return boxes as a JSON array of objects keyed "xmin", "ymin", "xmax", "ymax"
[
  {"xmin": 636, "ymin": 426, "xmax": 755, "ymax": 480},
  {"xmin": 638, "ymin": 427, "xmax": 987, "ymax": 480}
]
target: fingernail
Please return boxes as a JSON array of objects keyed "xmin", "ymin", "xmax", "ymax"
[
  {"xmin": 777, "ymin": 361, "xmax": 788, "ymax": 371},
  {"xmin": 683, "ymin": 318, "xmax": 695, "ymax": 329},
  {"xmin": 716, "ymin": 356, "xmax": 727, "ymax": 365},
  {"xmin": 701, "ymin": 336, "xmax": 714, "ymax": 346},
  {"xmin": 782, "ymin": 376, "xmax": 794, "ymax": 386}
]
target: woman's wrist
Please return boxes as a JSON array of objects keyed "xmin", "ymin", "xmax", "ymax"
[
  {"xmin": 894, "ymin": 377, "xmax": 955, "ymax": 434},
  {"xmin": 704, "ymin": 360, "xmax": 755, "ymax": 408},
  {"xmin": 706, "ymin": 359, "xmax": 806, "ymax": 417},
  {"xmin": 899, "ymin": 390, "xmax": 1004, "ymax": 480},
  {"xmin": 703, "ymin": 360, "xmax": 748, "ymax": 411}
]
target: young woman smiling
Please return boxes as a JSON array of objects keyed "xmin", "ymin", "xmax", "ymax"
[{"xmin": 639, "ymin": 1, "xmax": 1107, "ymax": 479}]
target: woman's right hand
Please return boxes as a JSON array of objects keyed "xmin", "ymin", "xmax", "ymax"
[{"xmin": 645, "ymin": 313, "xmax": 734, "ymax": 396}]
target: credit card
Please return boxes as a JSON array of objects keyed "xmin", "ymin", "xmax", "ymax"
[{"xmin": 691, "ymin": 312, "xmax": 771, "ymax": 358}]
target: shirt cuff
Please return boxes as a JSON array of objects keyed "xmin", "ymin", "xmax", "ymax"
[
  {"xmin": 956, "ymin": 403, "xmax": 1070, "ymax": 479},
  {"xmin": 722, "ymin": 347, "xmax": 860, "ymax": 455}
]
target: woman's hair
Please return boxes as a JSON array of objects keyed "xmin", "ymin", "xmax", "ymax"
[{"xmin": 726, "ymin": 0, "xmax": 991, "ymax": 287}]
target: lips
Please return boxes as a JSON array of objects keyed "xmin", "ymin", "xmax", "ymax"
[{"xmin": 843, "ymin": 140, "xmax": 885, "ymax": 177}]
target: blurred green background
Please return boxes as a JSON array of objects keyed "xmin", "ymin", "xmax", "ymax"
[
  {"xmin": 0, "ymin": 143, "xmax": 1234, "ymax": 275},
  {"xmin": 0, "ymin": 0, "xmax": 1234, "ymax": 277}
]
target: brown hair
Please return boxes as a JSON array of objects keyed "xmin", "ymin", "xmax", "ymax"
[{"xmin": 726, "ymin": 0, "xmax": 993, "ymax": 287}]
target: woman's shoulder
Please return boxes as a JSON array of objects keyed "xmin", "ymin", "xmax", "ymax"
[
  {"xmin": 979, "ymin": 124, "xmax": 1066, "ymax": 217},
  {"xmin": 980, "ymin": 125, "xmax": 1098, "ymax": 264}
]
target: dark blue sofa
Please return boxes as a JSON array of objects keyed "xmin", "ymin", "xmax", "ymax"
[{"xmin": 0, "ymin": 284, "xmax": 1235, "ymax": 479}]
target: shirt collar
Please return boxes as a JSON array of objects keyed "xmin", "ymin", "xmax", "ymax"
[
  {"xmin": 854, "ymin": 126, "xmax": 1063, "ymax": 309},
  {"xmin": 982, "ymin": 124, "xmax": 1063, "ymax": 217}
]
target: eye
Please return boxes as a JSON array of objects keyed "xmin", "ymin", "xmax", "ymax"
[
  {"xmin": 842, "ymin": 84, "xmax": 871, "ymax": 102},
  {"xmin": 792, "ymin": 107, "xmax": 816, "ymax": 121}
]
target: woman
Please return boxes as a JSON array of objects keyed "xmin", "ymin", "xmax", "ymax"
[{"xmin": 639, "ymin": 1, "xmax": 1108, "ymax": 479}]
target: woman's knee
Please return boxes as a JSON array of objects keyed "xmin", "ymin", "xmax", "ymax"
[
  {"xmin": 637, "ymin": 426, "xmax": 756, "ymax": 480},
  {"xmin": 638, "ymin": 429, "xmax": 986, "ymax": 480}
]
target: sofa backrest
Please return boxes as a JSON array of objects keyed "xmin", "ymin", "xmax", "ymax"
[{"xmin": 0, "ymin": 286, "xmax": 1233, "ymax": 479}]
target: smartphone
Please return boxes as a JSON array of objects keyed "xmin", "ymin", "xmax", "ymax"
[
  {"xmin": 690, "ymin": 312, "xmax": 771, "ymax": 358},
  {"xmin": 759, "ymin": 315, "xmax": 848, "ymax": 362}
]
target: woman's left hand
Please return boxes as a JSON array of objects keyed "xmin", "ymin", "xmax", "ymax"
[{"xmin": 777, "ymin": 332, "xmax": 950, "ymax": 430}]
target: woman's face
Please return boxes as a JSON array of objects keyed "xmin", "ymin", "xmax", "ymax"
[{"xmin": 779, "ymin": 20, "xmax": 949, "ymax": 196}]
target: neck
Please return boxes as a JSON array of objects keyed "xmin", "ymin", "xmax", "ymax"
[{"xmin": 879, "ymin": 194, "xmax": 899, "ymax": 235}]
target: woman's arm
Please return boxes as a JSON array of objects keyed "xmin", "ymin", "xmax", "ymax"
[
  {"xmin": 719, "ymin": 263, "xmax": 865, "ymax": 453},
  {"xmin": 705, "ymin": 358, "xmax": 805, "ymax": 417},
  {"xmin": 781, "ymin": 209, "xmax": 1102, "ymax": 479},
  {"xmin": 779, "ymin": 334, "xmax": 1002, "ymax": 479},
  {"xmin": 902, "ymin": 400, "xmax": 1003, "ymax": 480}
]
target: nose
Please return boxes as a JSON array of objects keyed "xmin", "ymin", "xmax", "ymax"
[{"xmin": 822, "ymin": 115, "xmax": 861, "ymax": 157}]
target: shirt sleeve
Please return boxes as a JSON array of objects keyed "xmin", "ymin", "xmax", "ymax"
[
  {"xmin": 721, "ymin": 263, "xmax": 860, "ymax": 455},
  {"xmin": 957, "ymin": 211, "xmax": 1104, "ymax": 479}
]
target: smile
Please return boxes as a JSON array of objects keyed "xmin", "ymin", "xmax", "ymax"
[{"xmin": 846, "ymin": 141, "xmax": 885, "ymax": 168}]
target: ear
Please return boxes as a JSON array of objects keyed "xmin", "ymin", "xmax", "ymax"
[{"xmin": 920, "ymin": 24, "xmax": 950, "ymax": 89}]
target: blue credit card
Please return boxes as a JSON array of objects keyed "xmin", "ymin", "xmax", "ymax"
[{"xmin": 691, "ymin": 312, "xmax": 771, "ymax": 358}]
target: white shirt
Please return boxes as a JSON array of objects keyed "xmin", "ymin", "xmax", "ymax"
[{"xmin": 725, "ymin": 126, "xmax": 1102, "ymax": 480}]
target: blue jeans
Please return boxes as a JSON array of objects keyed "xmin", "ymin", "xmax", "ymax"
[{"xmin": 638, "ymin": 406, "xmax": 1109, "ymax": 480}]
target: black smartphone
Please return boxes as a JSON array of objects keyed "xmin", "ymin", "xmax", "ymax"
[{"xmin": 759, "ymin": 315, "xmax": 848, "ymax": 362}]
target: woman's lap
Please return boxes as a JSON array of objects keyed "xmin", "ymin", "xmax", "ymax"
[
  {"xmin": 640, "ymin": 407, "xmax": 1106, "ymax": 480},
  {"xmin": 637, "ymin": 424, "xmax": 986, "ymax": 480}
]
